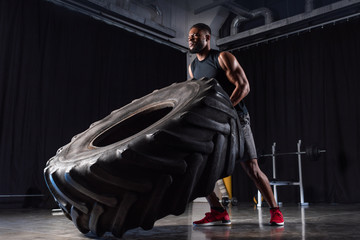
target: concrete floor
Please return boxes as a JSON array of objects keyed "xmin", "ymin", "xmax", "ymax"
[{"xmin": 0, "ymin": 202, "xmax": 360, "ymax": 239}]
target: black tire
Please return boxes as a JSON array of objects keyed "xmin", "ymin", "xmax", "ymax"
[{"xmin": 44, "ymin": 77, "xmax": 243, "ymax": 237}]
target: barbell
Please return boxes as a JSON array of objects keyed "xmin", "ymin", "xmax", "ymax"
[{"xmin": 259, "ymin": 146, "xmax": 326, "ymax": 161}]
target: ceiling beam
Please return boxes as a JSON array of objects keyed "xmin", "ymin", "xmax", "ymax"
[{"xmin": 217, "ymin": 0, "xmax": 360, "ymax": 50}]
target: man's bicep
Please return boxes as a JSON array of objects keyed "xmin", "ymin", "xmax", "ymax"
[
  {"xmin": 219, "ymin": 52, "xmax": 240, "ymax": 80},
  {"xmin": 224, "ymin": 60, "xmax": 243, "ymax": 85}
]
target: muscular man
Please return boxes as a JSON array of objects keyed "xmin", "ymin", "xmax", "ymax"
[{"xmin": 188, "ymin": 23, "xmax": 284, "ymax": 226}]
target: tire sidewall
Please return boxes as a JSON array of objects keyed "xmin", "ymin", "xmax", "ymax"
[{"xmin": 54, "ymin": 80, "xmax": 203, "ymax": 165}]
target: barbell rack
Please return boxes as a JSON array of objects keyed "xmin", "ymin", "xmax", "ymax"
[{"xmin": 257, "ymin": 140, "xmax": 325, "ymax": 207}]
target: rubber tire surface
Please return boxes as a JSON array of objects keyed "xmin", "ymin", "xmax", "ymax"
[{"xmin": 44, "ymin": 78, "xmax": 243, "ymax": 237}]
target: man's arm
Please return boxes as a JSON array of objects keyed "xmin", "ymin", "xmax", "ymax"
[
  {"xmin": 218, "ymin": 51, "xmax": 250, "ymax": 106},
  {"xmin": 188, "ymin": 64, "xmax": 194, "ymax": 78}
]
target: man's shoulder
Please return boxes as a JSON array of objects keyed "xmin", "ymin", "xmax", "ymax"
[
  {"xmin": 217, "ymin": 50, "xmax": 233, "ymax": 56},
  {"xmin": 218, "ymin": 51, "xmax": 236, "ymax": 63},
  {"xmin": 212, "ymin": 50, "xmax": 234, "ymax": 62}
]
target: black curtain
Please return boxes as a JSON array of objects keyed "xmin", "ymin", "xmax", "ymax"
[
  {"xmin": 232, "ymin": 18, "xmax": 360, "ymax": 203},
  {"xmin": 0, "ymin": 0, "xmax": 186, "ymax": 207}
]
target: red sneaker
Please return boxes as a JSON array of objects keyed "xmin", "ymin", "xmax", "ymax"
[
  {"xmin": 193, "ymin": 209, "xmax": 231, "ymax": 226},
  {"xmin": 270, "ymin": 207, "xmax": 284, "ymax": 226}
]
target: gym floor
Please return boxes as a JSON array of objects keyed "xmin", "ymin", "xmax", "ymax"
[{"xmin": 0, "ymin": 202, "xmax": 359, "ymax": 240}]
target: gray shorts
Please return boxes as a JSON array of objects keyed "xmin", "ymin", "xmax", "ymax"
[{"xmin": 238, "ymin": 113, "xmax": 258, "ymax": 161}]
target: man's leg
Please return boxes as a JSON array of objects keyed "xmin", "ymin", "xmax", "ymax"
[
  {"xmin": 206, "ymin": 191, "xmax": 223, "ymax": 209},
  {"xmin": 240, "ymin": 159, "xmax": 284, "ymax": 225},
  {"xmin": 240, "ymin": 159, "xmax": 277, "ymax": 207},
  {"xmin": 240, "ymin": 113, "xmax": 284, "ymax": 225}
]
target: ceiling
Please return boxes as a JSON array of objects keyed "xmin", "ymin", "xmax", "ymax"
[{"xmin": 47, "ymin": 0, "xmax": 360, "ymax": 50}]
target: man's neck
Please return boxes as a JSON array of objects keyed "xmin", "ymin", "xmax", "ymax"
[{"xmin": 196, "ymin": 47, "xmax": 211, "ymax": 61}]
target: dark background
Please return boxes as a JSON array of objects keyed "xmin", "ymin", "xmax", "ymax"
[
  {"xmin": 1, "ymin": 0, "xmax": 359, "ymax": 207},
  {"xmin": 0, "ymin": 0, "xmax": 186, "ymax": 207},
  {"xmin": 232, "ymin": 18, "xmax": 360, "ymax": 204}
]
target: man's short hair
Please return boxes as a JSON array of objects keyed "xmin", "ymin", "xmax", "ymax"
[{"xmin": 190, "ymin": 23, "xmax": 211, "ymax": 35}]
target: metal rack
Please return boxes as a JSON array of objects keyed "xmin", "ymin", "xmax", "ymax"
[{"xmin": 257, "ymin": 140, "xmax": 325, "ymax": 207}]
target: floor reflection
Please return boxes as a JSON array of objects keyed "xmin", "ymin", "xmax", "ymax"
[{"xmin": 1, "ymin": 203, "xmax": 360, "ymax": 239}]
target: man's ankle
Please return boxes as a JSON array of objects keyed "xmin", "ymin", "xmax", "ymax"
[{"xmin": 211, "ymin": 207, "xmax": 225, "ymax": 213}]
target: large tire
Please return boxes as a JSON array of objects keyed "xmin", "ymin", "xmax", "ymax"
[{"xmin": 44, "ymin": 77, "xmax": 243, "ymax": 237}]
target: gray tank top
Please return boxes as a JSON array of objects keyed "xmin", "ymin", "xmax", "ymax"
[{"xmin": 190, "ymin": 49, "xmax": 248, "ymax": 114}]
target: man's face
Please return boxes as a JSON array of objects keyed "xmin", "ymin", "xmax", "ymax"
[{"xmin": 188, "ymin": 28, "xmax": 208, "ymax": 53}]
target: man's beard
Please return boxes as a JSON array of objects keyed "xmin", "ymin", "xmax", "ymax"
[{"xmin": 189, "ymin": 41, "xmax": 205, "ymax": 53}]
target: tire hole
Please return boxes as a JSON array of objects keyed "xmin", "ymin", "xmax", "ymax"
[{"xmin": 93, "ymin": 106, "xmax": 173, "ymax": 147}]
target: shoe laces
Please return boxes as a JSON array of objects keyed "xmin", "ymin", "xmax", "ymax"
[
  {"xmin": 271, "ymin": 210, "xmax": 283, "ymax": 220},
  {"xmin": 272, "ymin": 212, "xmax": 282, "ymax": 217}
]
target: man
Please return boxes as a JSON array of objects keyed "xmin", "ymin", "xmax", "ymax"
[{"xmin": 188, "ymin": 23, "xmax": 284, "ymax": 226}]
